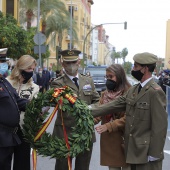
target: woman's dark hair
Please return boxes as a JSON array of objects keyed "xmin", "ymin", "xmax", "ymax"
[{"xmin": 106, "ymin": 64, "xmax": 131, "ymax": 93}]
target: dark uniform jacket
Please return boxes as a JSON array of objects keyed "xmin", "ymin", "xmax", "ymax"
[
  {"xmin": 51, "ymin": 73, "xmax": 100, "ymax": 142},
  {"xmin": 91, "ymin": 79, "xmax": 168, "ymax": 164},
  {"xmin": 0, "ymin": 77, "xmax": 28, "ymax": 147}
]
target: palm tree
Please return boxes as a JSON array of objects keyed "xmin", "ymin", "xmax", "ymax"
[
  {"xmin": 115, "ymin": 52, "xmax": 121, "ymax": 64},
  {"xmin": 19, "ymin": 0, "xmax": 37, "ymax": 29},
  {"xmin": 45, "ymin": 13, "xmax": 78, "ymax": 49},
  {"xmin": 19, "ymin": 0, "xmax": 68, "ymax": 30},
  {"xmin": 121, "ymin": 47, "xmax": 128, "ymax": 64}
]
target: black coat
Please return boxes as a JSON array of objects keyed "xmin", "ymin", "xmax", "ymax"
[{"xmin": 0, "ymin": 77, "xmax": 28, "ymax": 147}]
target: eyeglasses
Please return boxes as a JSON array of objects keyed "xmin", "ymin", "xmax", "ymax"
[{"xmin": 105, "ymin": 75, "xmax": 115, "ymax": 79}]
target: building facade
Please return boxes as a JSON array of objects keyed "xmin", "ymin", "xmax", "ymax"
[
  {"xmin": 91, "ymin": 26, "xmax": 99, "ymax": 65},
  {"xmin": 165, "ymin": 19, "xmax": 170, "ymax": 69},
  {"xmin": 0, "ymin": 0, "xmax": 18, "ymax": 19},
  {"xmin": 48, "ymin": 0, "xmax": 94, "ymax": 67}
]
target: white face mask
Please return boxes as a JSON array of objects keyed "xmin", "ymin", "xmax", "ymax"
[
  {"xmin": 0, "ymin": 62, "xmax": 8, "ymax": 75},
  {"xmin": 64, "ymin": 63, "xmax": 79, "ymax": 76}
]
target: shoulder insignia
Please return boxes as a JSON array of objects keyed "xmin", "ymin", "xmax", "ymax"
[
  {"xmin": 154, "ymin": 87, "xmax": 161, "ymax": 90},
  {"xmin": 151, "ymin": 83, "xmax": 161, "ymax": 90},
  {"xmin": 52, "ymin": 74, "xmax": 65, "ymax": 81},
  {"xmin": 80, "ymin": 73, "xmax": 86, "ymax": 76}
]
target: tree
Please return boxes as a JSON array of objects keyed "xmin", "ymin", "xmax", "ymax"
[
  {"xmin": 19, "ymin": 0, "xmax": 78, "ymax": 53},
  {"xmin": 123, "ymin": 61, "xmax": 132, "ymax": 74},
  {"xmin": 0, "ymin": 12, "xmax": 31, "ymax": 59},
  {"xmin": 0, "ymin": 12, "xmax": 49, "ymax": 60},
  {"xmin": 45, "ymin": 13, "xmax": 78, "ymax": 49},
  {"xmin": 19, "ymin": 0, "xmax": 70, "ymax": 32},
  {"xmin": 19, "ymin": 0, "xmax": 37, "ymax": 29},
  {"xmin": 121, "ymin": 47, "xmax": 128, "ymax": 64}
]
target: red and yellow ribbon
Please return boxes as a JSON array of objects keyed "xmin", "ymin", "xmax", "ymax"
[
  {"xmin": 64, "ymin": 94, "xmax": 76, "ymax": 104},
  {"xmin": 60, "ymin": 97, "xmax": 72, "ymax": 170},
  {"xmin": 32, "ymin": 104, "xmax": 58, "ymax": 170},
  {"xmin": 32, "ymin": 149, "xmax": 37, "ymax": 170}
]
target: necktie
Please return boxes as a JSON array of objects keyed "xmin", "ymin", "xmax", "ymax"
[
  {"xmin": 138, "ymin": 84, "xmax": 142, "ymax": 93},
  {"xmin": 72, "ymin": 77, "xmax": 79, "ymax": 89}
]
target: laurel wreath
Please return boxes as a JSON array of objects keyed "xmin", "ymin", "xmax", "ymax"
[{"xmin": 22, "ymin": 86, "xmax": 94, "ymax": 158}]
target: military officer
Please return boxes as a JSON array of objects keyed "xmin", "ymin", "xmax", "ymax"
[
  {"xmin": 90, "ymin": 52, "xmax": 168, "ymax": 170},
  {"xmin": 51, "ymin": 49, "xmax": 100, "ymax": 170},
  {"xmin": 0, "ymin": 48, "xmax": 28, "ymax": 170}
]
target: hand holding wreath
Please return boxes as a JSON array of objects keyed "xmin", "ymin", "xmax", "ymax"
[{"xmin": 22, "ymin": 86, "xmax": 94, "ymax": 159}]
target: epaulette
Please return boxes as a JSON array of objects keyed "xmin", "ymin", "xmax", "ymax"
[
  {"xmin": 52, "ymin": 74, "xmax": 65, "ymax": 81},
  {"xmin": 80, "ymin": 73, "xmax": 86, "ymax": 76},
  {"xmin": 80, "ymin": 73, "xmax": 92, "ymax": 78},
  {"xmin": 151, "ymin": 82, "xmax": 161, "ymax": 90}
]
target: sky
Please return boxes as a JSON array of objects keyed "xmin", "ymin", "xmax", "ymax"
[{"xmin": 91, "ymin": 0, "xmax": 170, "ymax": 62}]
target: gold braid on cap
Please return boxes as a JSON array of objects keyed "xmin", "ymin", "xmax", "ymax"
[{"xmin": 68, "ymin": 51, "xmax": 74, "ymax": 55}]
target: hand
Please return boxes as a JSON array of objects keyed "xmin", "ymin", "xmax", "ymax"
[
  {"xmin": 41, "ymin": 106, "xmax": 50, "ymax": 115},
  {"xmin": 38, "ymin": 106, "xmax": 50, "ymax": 121},
  {"xmin": 148, "ymin": 156, "xmax": 159, "ymax": 162},
  {"xmin": 95, "ymin": 124, "xmax": 108, "ymax": 134}
]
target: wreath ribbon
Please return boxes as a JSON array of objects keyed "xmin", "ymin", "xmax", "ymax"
[
  {"xmin": 60, "ymin": 97, "xmax": 72, "ymax": 170},
  {"xmin": 32, "ymin": 87, "xmax": 76, "ymax": 170},
  {"xmin": 32, "ymin": 104, "xmax": 58, "ymax": 170}
]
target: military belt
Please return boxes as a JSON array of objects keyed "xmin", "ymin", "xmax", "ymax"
[{"xmin": 0, "ymin": 123, "xmax": 18, "ymax": 134}]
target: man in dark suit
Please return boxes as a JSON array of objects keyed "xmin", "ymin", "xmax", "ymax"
[
  {"xmin": 36, "ymin": 67, "xmax": 46, "ymax": 93},
  {"xmin": 51, "ymin": 49, "xmax": 100, "ymax": 170},
  {"xmin": 43, "ymin": 67, "xmax": 51, "ymax": 91},
  {"xmin": 48, "ymin": 66, "xmax": 55, "ymax": 81},
  {"xmin": 0, "ymin": 48, "xmax": 28, "ymax": 170},
  {"xmin": 90, "ymin": 52, "xmax": 168, "ymax": 170}
]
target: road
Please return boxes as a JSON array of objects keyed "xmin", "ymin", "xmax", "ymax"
[{"xmin": 30, "ymin": 107, "xmax": 170, "ymax": 170}]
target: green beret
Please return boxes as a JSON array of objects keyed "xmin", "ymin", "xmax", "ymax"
[
  {"xmin": 61, "ymin": 49, "xmax": 81, "ymax": 62},
  {"xmin": 133, "ymin": 52, "xmax": 158, "ymax": 64}
]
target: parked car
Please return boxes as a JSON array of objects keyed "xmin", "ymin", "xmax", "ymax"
[{"xmin": 84, "ymin": 65, "xmax": 107, "ymax": 93}]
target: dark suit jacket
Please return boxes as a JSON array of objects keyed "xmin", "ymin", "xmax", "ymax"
[
  {"xmin": 0, "ymin": 77, "xmax": 28, "ymax": 147},
  {"xmin": 36, "ymin": 73, "xmax": 46, "ymax": 87}
]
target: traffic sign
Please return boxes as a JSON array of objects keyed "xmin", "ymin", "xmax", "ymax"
[
  {"xmin": 34, "ymin": 45, "xmax": 46, "ymax": 54},
  {"xmin": 33, "ymin": 32, "xmax": 46, "ymax": 45}
]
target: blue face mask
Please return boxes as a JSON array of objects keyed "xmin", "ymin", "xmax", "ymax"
[{"xmin": 0, "ymin": 62, "xmax": 8, "ymax": 75}]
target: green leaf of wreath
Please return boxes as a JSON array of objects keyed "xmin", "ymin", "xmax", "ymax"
[{"xmin": 22, "ymin": 86, "xmax": 94, "ymax": 158}]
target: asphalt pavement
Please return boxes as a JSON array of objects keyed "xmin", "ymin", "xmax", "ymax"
[{"xmin": 31, "ymin": 107, "xmax": 170, "ymax": 170}]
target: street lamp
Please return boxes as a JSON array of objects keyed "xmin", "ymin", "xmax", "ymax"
[{"xmin": 83, "ymin": 22, "xmax": 127, "ymax": 69}]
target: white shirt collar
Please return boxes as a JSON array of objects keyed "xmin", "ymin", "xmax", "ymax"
[{"xmin": 140, "ymin": 77, "xmax": 152, "ymax": 87}]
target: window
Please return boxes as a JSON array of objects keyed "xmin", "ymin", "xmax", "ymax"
[
  {"xmin": 67, "ymin": 43, "xmax": 73, "ymax": 49},
  {"xmin": 6, "ymin": 0, "xmax": 14, "ymax": 15},
  {"xmin": 69, "ymin": 6, "xmax": 74, "ymax": 17}
]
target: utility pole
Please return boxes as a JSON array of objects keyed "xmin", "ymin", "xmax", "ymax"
[
  {"xmin": 37, "ymin": 0, "xmax": 41, "ymax": 67},
  {"xmin": 69, "ymin": 0, "xmax": 73, "ymax": 49}
]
